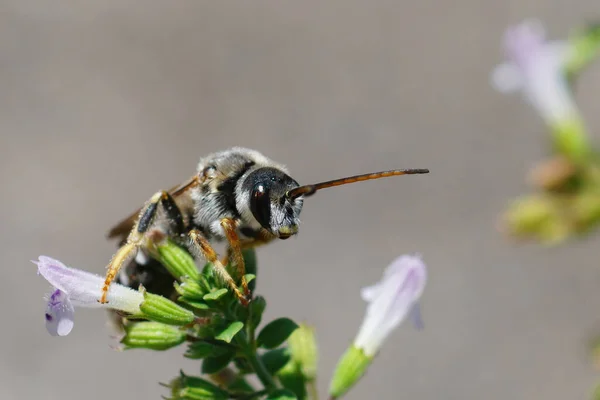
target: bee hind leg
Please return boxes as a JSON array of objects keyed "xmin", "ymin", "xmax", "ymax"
[
  {"xmin": 100, "ymin": 190, "xmax": 185, "ymax": 304},
  {"xmin": 188, "ymin": 229, "xmax": 249, "ymax": 306}
]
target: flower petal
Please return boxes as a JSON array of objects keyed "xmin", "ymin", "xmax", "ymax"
[
  {"xmin": 34, "ymin": 256, "xmax": 143, "ymax": 314},
  {"xmin": 354, "ymin": 255, "xmax": 427, "ymax": 356},
  {"xmin": 491, "ymin": 63, "xmax": 523, "ymax": 93},
  {"xmin": 45, "ymin": 289, "xmax": 74, "ymax": 336}
]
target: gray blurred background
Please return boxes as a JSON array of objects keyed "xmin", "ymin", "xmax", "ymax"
[{"xmin": 2, "ymin": 1, "xmax": 600, "ymax": 399}]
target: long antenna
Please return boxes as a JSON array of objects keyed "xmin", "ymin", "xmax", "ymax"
[{"xmin": 286, "ymin": 168, "xmax": 429, "ymax": 199}]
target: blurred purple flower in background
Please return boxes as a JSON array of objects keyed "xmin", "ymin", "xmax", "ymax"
[{"xmin": 491, "ymin": 19, "xmax": 579, "ymax": 126}]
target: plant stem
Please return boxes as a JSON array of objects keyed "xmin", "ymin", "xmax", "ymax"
[{"xmin": 245, "ymin": 346, "xmax": 278, "ymax": 391}]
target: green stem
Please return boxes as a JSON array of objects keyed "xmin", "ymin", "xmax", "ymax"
[
  {"xmin": 233, "ymin": 328, "xmax": 278, "ymax": 392},
  {"xmin": 245, "ymin": 345, "xmax": 278, "ymax": 392}
]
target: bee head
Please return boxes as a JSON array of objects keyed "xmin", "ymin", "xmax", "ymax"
[{"xmin": 238, "ymin": 167, "xmax": 303, "ymax": 239}]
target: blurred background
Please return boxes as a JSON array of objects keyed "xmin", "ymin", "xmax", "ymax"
[{"xmin": 2, "ymin": 1, "xmax": 600, "ymax": 399}]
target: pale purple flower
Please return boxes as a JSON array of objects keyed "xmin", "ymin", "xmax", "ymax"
[
  {"xmin": 34, "ymin": 256, "xmax": 144, "ymax": 336},
  {"xmin": 491, "ymin": 19, "xmax": 578, "ymax": 125},
  {"xmin": 353, "ymin": 254, "xmax": 427, "ymax": 357}
]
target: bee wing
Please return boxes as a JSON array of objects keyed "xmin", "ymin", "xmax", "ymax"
[{"xmin": 106, "ymin": 176, "xmax": 199, "ymax": 241}]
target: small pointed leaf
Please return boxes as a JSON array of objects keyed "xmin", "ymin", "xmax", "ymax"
[
  {"xmin": 201, "ymin": 351, "xmax": 236, "ymax": 374},
  {"xmin": 203, "ymin": 288, "xmax": 229, "ymax": 301},
  {"xmin": 257, "ymin": 318, "xmax": 299, "ymax": 349},
  {"xmin": 261, "ymin": 348, "xmax": 291, "ymax": 375},
  {"xmin": 215, "ymin": 321, "xmax": 244, "ymax": 343},
  {"xmin": 185, "ymin": 341, "xmax": 232, "ymax": 360}
]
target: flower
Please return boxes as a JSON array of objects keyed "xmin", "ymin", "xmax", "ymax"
[
  {"xmin": 354, "ymin": 254, "xmax": 427, "ymax": 356},
  {"xmin": 34, "ymin": 256, "xmax": 144, "ymax": 336},
  {"xmin": 491, "ymin": 19, "xmax": 579, "ymax": 126},
  {"xmin": 329, "ymin": 254, "xmax": 427, "ymax": 398}
]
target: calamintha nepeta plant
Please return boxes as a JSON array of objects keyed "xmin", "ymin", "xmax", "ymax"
[{"xmin": 36, "ymin": 237, "xmax": 428, "ymax": 400}]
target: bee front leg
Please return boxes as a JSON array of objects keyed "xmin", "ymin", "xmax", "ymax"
[
  {"xmin": 188, "ymin": 229, "xmax": 249, "ymax": 306},
  {"xmin": 101, "ymin": 191, "xmax": 185, "ymax": 304}
]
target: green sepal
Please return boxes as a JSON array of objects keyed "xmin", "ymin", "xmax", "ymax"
[
  {"xmin": 203, "ymin": 288, "xmax": 229, "ymax": 301},
  {"xmin": 184, "ymin": 341, "xmax": 232, "ymax": 360},
  {"xmin": 120, "ymin": 321, "xmax": 186, "ymax": 351},
  {"xmin": 201, "ymin": 351, "xmax": 236, "ymax": 374},
  {"xmin": 328, "ymin": 346, "xmax": 373, "ymax": 398},
  {"xmin": 257, "ymin": 318, "xmax": 299, "ymax": 349},
  {"xmin": 171, "ymin": 372, "xmax": 229, "ymax": 400},
  {"xmin": 265, "ymin": 389, "xmax": 298, "ymax": 400},
  {"xmin": 139, "ymin": 290, "xmax": 195, "ymax": 326},
  {"xmin": 287, "ymin": 324, "xmax": 318, "ymax": 380},
  {"xmin": 154, "ymin": 239, "xmax": 201, "ymax": 281},
  {"xmin": 215, "ymin": 321, "xmax": 244, "ymax": 343},
  {"xmin": 248, "ymin": 296, "xmax": 267, "ymax": 331},
  {"xmin": 551, "ymin": 118, "xmax": 591, "ymax": 164},
  {"xmin": 261, "ymin": 348, "xmax": 291, "ymax": 375}
]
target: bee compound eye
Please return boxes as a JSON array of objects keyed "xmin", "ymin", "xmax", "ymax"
[{"xmin": 250, "ymin": 184, "xmax": 272, "ymax": 229}]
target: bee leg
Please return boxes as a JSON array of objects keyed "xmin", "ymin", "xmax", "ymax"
[
  {"xmin": 220, "ymin": 218, "xmax": 250, "ymax": 297},
  {"xmin": 100, "ymin": 191, "xmax": 184, "ymax": 304},
  {"xmin": 188, "ymin": 229, "xmax": 249, "ymax": 306}
]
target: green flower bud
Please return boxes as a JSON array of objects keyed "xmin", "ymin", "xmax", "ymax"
[
  {"xmin": 121, "ymin": 321, "xmax": 186, "ymax": 351},
  {"xmin": 154, "ymin": 239, "xmax": 201, "ymax": 281},
  {"xmin": 168, "ymin": 372, "xmax": 229, "ymax": 400},
  {"xmin": 504, "ymin": 195, "xmax": 555, "ymax": 235},
  {"xmin": 176, "ymin": 276, "xmax": 210, "ymax": 301},
  {"xmin": 328, "ymin": 346, "xmax": 372, "ymax": 399},
  {"xmin": 140, "ymin": 290, "xmax": 195, "ymax": 326},
  {"xmin": 572, "ymin": 192, "xmax": 600, "ymax": 230},
  {"xmin": 287, "ymin": 324, "xmax": 318, "ymax": 381}
]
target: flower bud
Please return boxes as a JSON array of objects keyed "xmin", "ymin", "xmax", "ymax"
[
  {"xmin": 140, "ymin": 290, "xmax": 195, "ymax": 326},
  {"xmin": 176, "ymin": 276, "xmax": 210, "ymax": 301},
  {"xmin": 121, "ymin": 321, "xmax": 186, "ymax": 351},
  {"xmin": 167, "ymin": 372, "xmax": 229, "ymax": 400},
  {"xmin": 154, "ymin": 239, "xmax": 201, "ymax": 281}
]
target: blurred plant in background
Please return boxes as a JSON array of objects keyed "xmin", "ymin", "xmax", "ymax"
[
  {"xmin": 491, "ymin": 19, "xmax": 600, "ymax": 244},
  {"xmin": 492, "ymin": 19, "xmax": 600, "ymax": 399},
  {"xmin": 35, "ymin": 240, "xmax": 427, "ymax": 400}
]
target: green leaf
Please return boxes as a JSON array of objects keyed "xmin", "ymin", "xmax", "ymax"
[
  {"xmin": 261, "ymin": 348, "xmax": 291, "ymax": 375},
  {"xmin": 257, "ymin": 318, "xmax": 299, "ymax": 349},
  {"xmin": 215, "ymin": 321, "xmax": 244, "ymax": 343},
  {"xmin": 203, "ymin": 288, "xmax": 229, "ymax": 301},
  {"xmin": 184, "ymin": 341, "xmax": 232, "ymax": 360},
  {"xmin": 201, "ymin": 351, "xmax": 236, "ymax": 374},
  {"xmin": 265, "ymin": 389, "xmax": 297, "ymax": 400},
  {"xmin": 249, "ymin": 295, "xmax": 267, "ymax": 330},
  {"xmin": 244, "ymin": 274, "xmax": 256, "ymax": 285}
]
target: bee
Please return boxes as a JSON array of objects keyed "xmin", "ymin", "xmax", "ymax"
[{"xmin": 104, "ymin": 147, "xmax": 429, "ymax": 305}]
